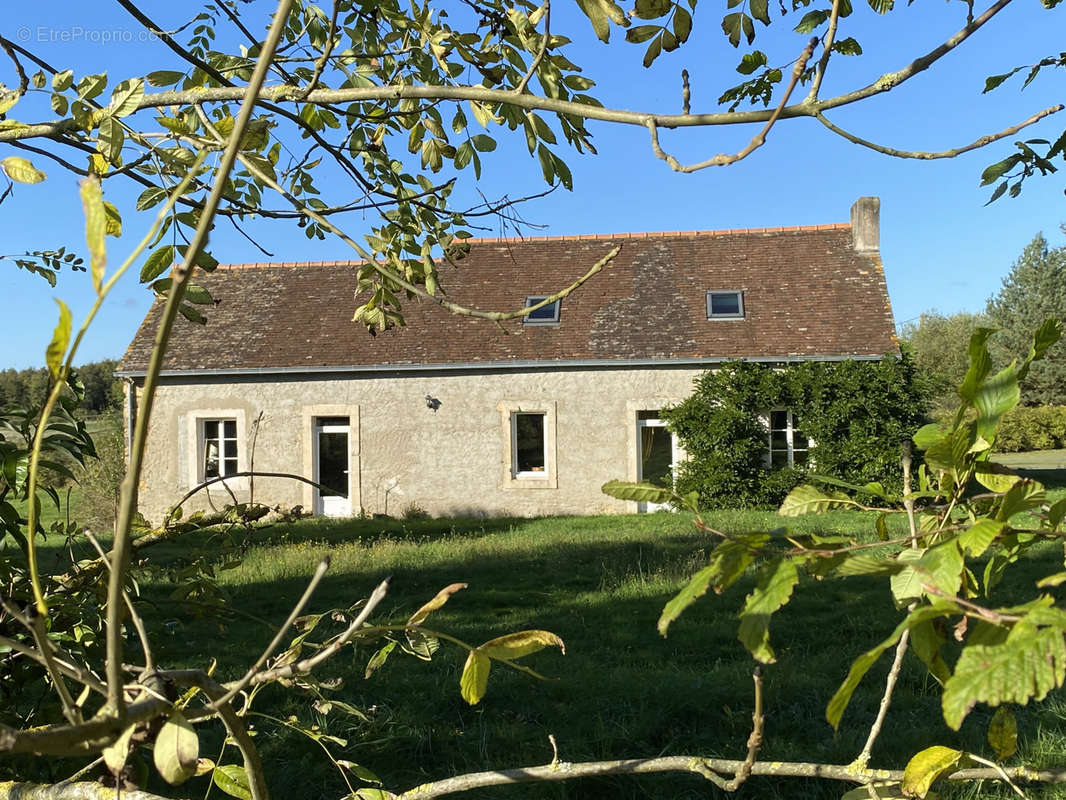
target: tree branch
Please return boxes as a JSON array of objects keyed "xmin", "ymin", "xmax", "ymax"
[
  {"xmin": 646, "ymin": 37, "xmax": 818, "ymax": 172},
  {"xmin": 815, "ymin": 105, "xmax": 1064, "ymax": 160}
]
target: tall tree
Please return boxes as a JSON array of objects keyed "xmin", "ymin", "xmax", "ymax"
[
  {"xmin": 899, "ymin": 311, "xmax": 989, "ymax": 412},
  {"xmin": 986, "ymin": 233, "xmax": 1066, "ymax": 405}
]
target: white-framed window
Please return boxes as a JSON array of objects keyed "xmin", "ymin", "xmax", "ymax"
[
  {"xmin": 768, "ymin": 410, "xmax": 810, "ymax": 468},
  {"xmin": 201, "ymin": 418, "xmax": 239, "ymax": 479},
  {"xmin": 706, "ymin": 290, "xmax": 745, "ymax": 320},
  {"xmin": 512, "ymin": 412, "xmax": 546, "ymax": 476},
  {"xmin": 523, "ymin": 295, "xmax": 561, "ymax": 325},
  {"xmin": 182, "ymin": 409, "xmax": 247, "ymax": 489}
]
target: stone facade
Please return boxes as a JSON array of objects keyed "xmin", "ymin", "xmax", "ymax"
[
  {"xmin": 128, "ymin": 365, "xmax": 705, "ymax": 522},
  {"xmin": 119, "ymin": 198, "xmax": 900, "ymax": 522}
]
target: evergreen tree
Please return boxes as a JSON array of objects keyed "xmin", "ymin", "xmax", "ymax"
[{"xmin": 986, "ymin": 233, "xmax": 1066, "ymax": 405}]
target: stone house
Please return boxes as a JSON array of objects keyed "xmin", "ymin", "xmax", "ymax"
[{"xmin": 117, "ymin": 197, "xmax": 898, "ymax": 521}]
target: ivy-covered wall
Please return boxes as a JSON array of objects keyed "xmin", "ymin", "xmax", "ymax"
[{"xmin": 663, "ymin": 357, "xmax": 929, "ymax": 509}]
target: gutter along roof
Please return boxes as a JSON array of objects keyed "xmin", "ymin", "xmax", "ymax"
[{"xmin": 119, "ymin": 218, "xmax": 898, "ymax": 376}]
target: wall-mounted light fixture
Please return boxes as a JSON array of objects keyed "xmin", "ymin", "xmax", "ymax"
[{"xmin": 425, "ymin": 394, "xmax": 442, "ymax": 412}]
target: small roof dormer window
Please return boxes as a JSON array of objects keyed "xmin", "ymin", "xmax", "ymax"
[
  {"xmin": 523, "ymin": 295, "xmax": 561, "ymax": 325},
  {"xmin": 706, "ymin": 290, "xmax": 745, "ymax": 320}
]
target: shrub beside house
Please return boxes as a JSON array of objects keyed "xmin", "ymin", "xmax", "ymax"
[{"xmin": 117, "ymin": 197, "xmax": 899, "ymax": 521}]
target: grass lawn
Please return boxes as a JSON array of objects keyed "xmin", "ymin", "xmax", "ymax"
[{"xmin": 120, "ymin": 495, "xmax": 1066, "ymax": 800}]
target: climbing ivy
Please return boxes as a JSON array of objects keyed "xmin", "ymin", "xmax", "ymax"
[{"xmin": 664, "ymin": 355, "xmax": 929, "ymax": 508}]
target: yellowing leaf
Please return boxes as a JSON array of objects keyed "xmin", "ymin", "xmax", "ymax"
[
  {"xmin": 212, "ymin": 763, "xmax": 251, "ymax": 799},
  {"xmin": 45, "ymin": 299, "xmax": 72, "ymax": 381},
  {"xmin": 987, "ymin": 706, "xmax": 1018, "ymax": 761},
  {"xmin": 102, "ymin": 724, "xmax": 136, "ymax": 774},
  {"xmin": 103, "ymin": 201, "xmax": 122, "ymax": 237},
  {"xmin": 601, "ymin": 479, "xmax": 672, "ymax": 505},
  {"xmin": 902, "ymin": 746, "xmax": 963, "ymax": 798},
  {"xmin": 154, "ymin": 710, "xmax": 199, "ymax": 785},
  {"xmin": 459, "ymin": 650, "xmax": 491, "ymax": 705},
  {"xmin": 79, "ymin": 175, "xmax": 107, "ymax": 293},
  {"xmin": 479, "ymin": 630, "xmax": 565, "ymax": 661},
  {"xmin": 1, "ymin": 156, "xmax": 46, "ymax": 184},
  {"xmin": 407, "ymin": 582, "xmax": 468, "ymax": 627},
  {"xmin": 108, "ymin": 77, "xmax": 145, "ymax": 118}
]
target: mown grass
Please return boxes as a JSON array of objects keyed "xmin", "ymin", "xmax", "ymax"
[{"xmin": 123, "ymin": 496, "xmax": 1066, "ymax": 800}]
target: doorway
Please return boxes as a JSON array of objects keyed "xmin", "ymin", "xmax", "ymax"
[
  {"xmin": 314, "ymin": 416, "xmax": 351, "ymax": 516},
  {"xmin": 636, "ymin": 412, "xmax": 677, "ymax": 512}
]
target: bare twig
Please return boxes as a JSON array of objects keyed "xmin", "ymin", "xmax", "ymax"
[
  {"xmin": 296, "ymin": 0, "xmax": 340, "ymax": 99},
  {"xmin": 723, "ymin": 666, "xmax": 765, "ymax": 791},
  {"xmin": 206, "ymin": 556, "xmax": 331, "ymax": 711},
  {"xmin": 514, "ymin": 1, "xmax": 550, "ymax": 96},
  {"xmin": 646, "ymin": 37, "xmax": 818, "ymax": 173},
  {"xmin": 807, "ymin": 0, "xmax": 842, "ymax": 102},
  {"xmin": 815, "ymin": 105, "xmax": 1064, "ymax": 160}
]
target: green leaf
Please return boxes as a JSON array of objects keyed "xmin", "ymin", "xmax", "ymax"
[
  {"xmin": 408, "ymin": 582, "xmax": 468, "ymax": 626},
  {"xmin": 642, "ymin": 34, "xmax": 663, "ymax": 67},
  {"xmin": 828, "ymin": 605, "xmax": 949, "ymax": 729},
  {"xmin": 633, "ymin": 0, "xmax": 672, "ymax": 17},
  {"xmin": 459, "ymin": 650, "xmax": 491, "ymax": 705},
  {"xmin": 577, "ymin": 0, "xmax": 611, "ymax": 42},
  {"xmin": 601, "ymin": 480, "xmax": 672, "ymax": 505},
  {"xmin": 45, "ymin": 299, "xmax": 72, "ymax": 382},
  {"xmin": 793, "ymin": 9, "xmax": 829, "ymax": 33},
  {"xmin": 974, "ymin": 461, "xmax": 1021, "ymax": 493},
  {"xmin": 778, "ymin": 484, "xmax": 852, "ymax": 516},
  {"xmin": 136, "ymin": 186, "xmax": 167, "ymax": 211},
  {"xmin": 97, "ymin": 117, "xmax": 124, "ymax": 166},
  {"xmin": 146, "ymin": 70, "xmax": 185, "ymax": 87},
  {"xmin": 960, "ymin": 519, "xmax": 1004, "ymax": 558},
  {"xmin": 1, "ymin": 156, "xmax": 46, "ymax": 184},
  {"xmin": 154, "ymin": 710, "xmax": 199, "ymax": 785},
  {"xmin": 749, "ymin": 0, "xmax": 770, "ymax": 24},
  {"xmin": 212, "ymin": 764, "xmax": 252, "ymax": 800},
  {"xmin": 108, "ymin": 78, "xmax": 145, "ymax": 118},
  {"xmin": 0, "ymin": 90, "xmax": 19, "ymax": 116},
  {"xmin": 997, "ymin": 479, "xmax": 1045, "ymax": 522},
  {"xmin": 79, "ymin": 176, "xmax": 107, "ymax": 293},
  {"xmin": 942, "ymin": 626, "xmax": 1066, "ymax": 730},
  {"xmin": 470, "ymin": 134, "xmax": 497, "ymax": 152},
  {"xmin": 479, "ymin": 630, "xmax": 565, "ymax": 661},
  {"xmin": 890, "ymin": 548, "xmax": 925, "ymax": 607},
  {"xmin": 910, "ymin": 619, "xmax": 951, "ymax": 684},
  {"xmin": 52, "ymin": 69, "xmax": 74, "ymax": 91},
  {"xmin": 353, "ymin": 789, "xmax": 396, "ymax": 800},
  {"xmin": 626, "ymin": 24, "xmax": 661, "ymax": 43},
  {"xmin": 988, "ymin": 706, "xmax": 1018, "ymax": 761},
  {"xmin": 659, "ymin": 564, "xmax": 716, "ymax": 636},
  {"xmin": 737, "ymin": 51, "xmax": 768, "ymax": 75},
  {"xmin": 902, "ymin": 746, "xmax": 963, "ymax": 798},
  {"xmin": 364, "ymin": 641, "xmax": 396, "ymax": 679},
  {"xmin": 737, "ymin": 559, "xmax": 798, "ymax": 664},
  {"xmin": 141, "ymin": 245, "xmax": 175, "ymax": 283},
  {"xmin": 77, "ymin": 73, "xmax": 108, "ymax": 101},
  {"xmin": 981, "ymin": 155, "xmax": 1022, "ymax": 186},
  {"xmin": 659, "ymin": 534, "xmax": 769, "ymax": 635}
]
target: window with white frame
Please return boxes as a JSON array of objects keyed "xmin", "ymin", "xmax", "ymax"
[
  {"xmin": 512, "ymin": 412, "xmax": 546, "ymax": 476},
  {"xmin": 201, "ymin": 418, "xmax": 239, "ymax": 480},
  {"xmin": 706, "ymin": 290, "xmax": 745, "ymax": 319},
  {"xmin": 768, "ymin": 410, "xmax": 810, "ymax": 468},
  {"xmin": 523, "ymin": 295, "xmax": 561, "ymax": 325}
]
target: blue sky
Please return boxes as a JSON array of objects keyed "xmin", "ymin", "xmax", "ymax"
[{"xmin": 2, "ymin": 0, "xmax": 1063, "ymax": 369}]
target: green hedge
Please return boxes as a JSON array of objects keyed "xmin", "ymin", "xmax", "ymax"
[
  {"xmin": 996, "ymin": 405, "xmax": 1066, "ymax": 452},
  {"xmin": 663, "ymin": 357, "xmax": 928, "ymax": 509}
]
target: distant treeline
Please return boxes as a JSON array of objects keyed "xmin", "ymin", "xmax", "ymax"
[{"xmin": 0, "ymin": 359, "xmax": 122, "ymax": 416}]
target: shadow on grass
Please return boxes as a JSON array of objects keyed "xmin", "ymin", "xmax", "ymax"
[{"xmin": 126, "ymin": 514, "xmax": 1066, "ymax": 800}]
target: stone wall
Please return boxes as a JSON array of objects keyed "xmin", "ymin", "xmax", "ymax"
[{"xmin": 131, "ymin": 365, "xmax": 705, "ymax": 523}]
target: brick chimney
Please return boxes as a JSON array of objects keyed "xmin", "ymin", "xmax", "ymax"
[{"xmin": 850, "ymin": 196, "xmax": 880, "ymax": 253}]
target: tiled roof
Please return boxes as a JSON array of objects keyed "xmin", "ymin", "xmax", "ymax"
[{"xmin": 118, "ymin": 220, "xmax": 897, "ymax": 374}]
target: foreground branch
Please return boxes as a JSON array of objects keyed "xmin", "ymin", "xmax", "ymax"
[{"xmin": 394, "ymin": 757, "xmax": 1066, "ymax": 799}]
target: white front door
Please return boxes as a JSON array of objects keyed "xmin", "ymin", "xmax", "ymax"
[
  {"xmin": 637, "ymin": 415, "xmax": 677, "ymax": 513},
  {"xmin": 314, "ymin": 417, "xmax": 351, "ymax": 517}
]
